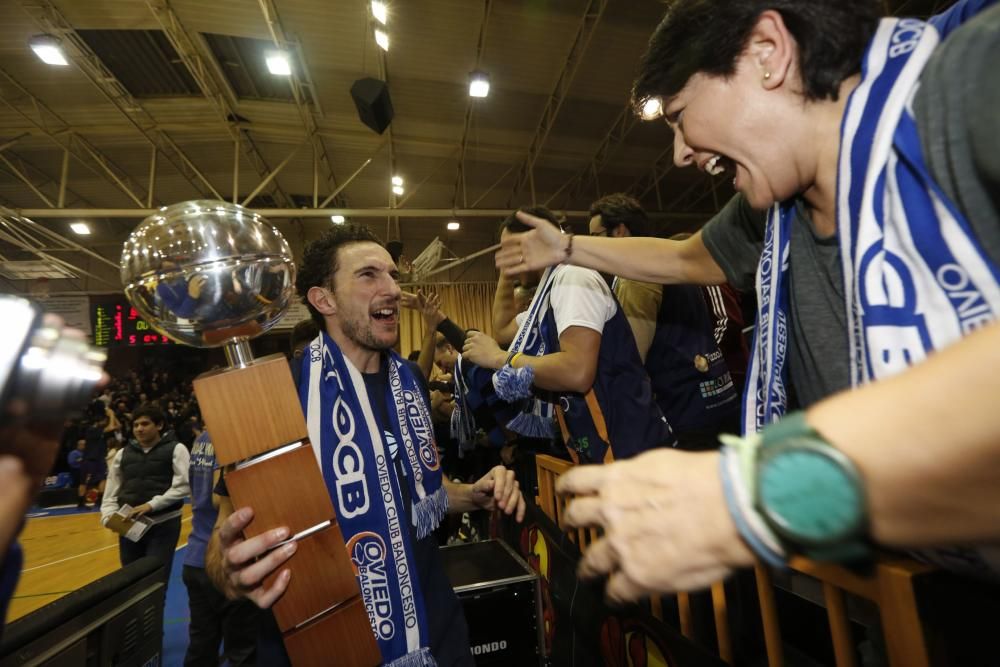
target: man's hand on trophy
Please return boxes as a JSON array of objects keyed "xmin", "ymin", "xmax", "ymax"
[{"xmin": 217, "ymin": 506, "xmax": 297, "ymax": 608}]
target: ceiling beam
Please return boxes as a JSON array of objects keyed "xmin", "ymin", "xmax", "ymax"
[
  {"xmin": 452, "ymin": 0, "xmax": 493, "ymax": 209},
  {"xmin": 505, "ymin": 0, "xmax": 608, "ymax": 207},
  {"xmin": 0, "ymin": 67, "xmax": 150, "ymax": 206},
  {"xmin": 0, "ymin": 207, "xmax": 121, "ymax": 287},
  {"xmin": 3, "ymin": 120, "xmax": 604, "ymax": 165},
  {"xmin": 627, "ymin": 146, "xmax": 674, "ymax": 205},
  {"xmin": 545, "ymin": 101, "xmax": 638, "ymax": 209},
  {"xmin": 0, "ymin": 149, "xmax": 92, "ymax": 210},
  {"xmin": 255, "ymin": 0, "xmax": 345, "ymax": 207},
  {"xmin": 19, "ymin": 0, "xmax": 223, "ymax": 204},
  {"xmin": 0, "ymin": 152, "xmax": 54, "ymax": 207},
  {"xmin": 0, "ymin": 133, "xmax": 29, "ymax": 153},
  {"xmin": 143, "ymin": 0, "xmax": 292, "ymax": 206},
  {"xmin": 17, "ymin": 207, "xmax": 708, "ymax": 221}
]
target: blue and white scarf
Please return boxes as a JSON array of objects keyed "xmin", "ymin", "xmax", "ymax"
[
  {"xmin": 744, "ymin": 15, "xmax": 1000, "ymax": 435},
  {"xmin": 300, "ymin": 332, "xmax": 446, "ymax": 666},
  {"xmin": 450, "ymin": 354, "xmax": 478, "ymax": 455},
  {"xmin": 502, "ymin": 267, "xmax": 560, "ymax": 438}
]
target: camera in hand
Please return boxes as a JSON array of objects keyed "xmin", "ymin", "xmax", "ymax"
[{"xmin": 0, "ymin": 294, "xmax": 107, "ymax": 449}]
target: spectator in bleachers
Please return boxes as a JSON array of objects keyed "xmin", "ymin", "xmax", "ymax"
[
  {"xmin": 463, "ymin": 206, "xmax": 674, "ymax": 464},
  {"xmin": 588, "ymin": 193, "xmax": 740, "ymax": 450}
]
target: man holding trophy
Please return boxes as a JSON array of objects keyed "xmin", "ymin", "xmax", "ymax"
[{"xmin": 205, "ymin": 223, "xmax": 526, "ymax": 665}]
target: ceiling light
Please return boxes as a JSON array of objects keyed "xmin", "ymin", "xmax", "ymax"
[
  {"xmin": 391, "ymin": 184, "xmax": 404, "ymax": 196},
  {"xmin": 639, "ymin": 96, "xmax": 663, "ymax": 121},
  {"xmin": 265, "ymin": 51, "xmax": 292, "ymax": 76},
  {"xmin": 374, "ymin": 29, "xmax": 389, "ymax": 51},
  {"xmin": 469, "ymin": 70, "xmax": 490, "ymax": 98},
  {"xmin": 70, "ymin": 222, "xmax": 91, "ymax": 235},
  {"xmin": 29, "ymin": 35, "xmax": 68, "ymax": 66},
  {"xmin": 391, "ymin": 175, "xmax": 404, "ymax": 187},
  {"xmin": 371, "ymin": 1, "xmax": 388, "ymax": 25},
  {"xmin": 330, "ymin": 215, "xmax": 345, "ymax": 224},
  {"xmin": 447, "ymin": 221, "xmax": 460, "ymax": 231}
]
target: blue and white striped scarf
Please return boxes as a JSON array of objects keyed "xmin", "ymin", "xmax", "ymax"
[
  {"xmin": 502, "ymin": 267, "xmax": 559, "ymax": 438},
  {"xmin": 745, "ymin": 15, "xmax": 1000, "ymax": 434},
  {"xmin": 300, "ymin": 332, "xmax": 446, "ymax": 666}
]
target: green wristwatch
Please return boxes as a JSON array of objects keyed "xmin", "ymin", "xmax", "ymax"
[{"xmin": 756, "ymin": 412, "xmax": 870, "ymax": 563}]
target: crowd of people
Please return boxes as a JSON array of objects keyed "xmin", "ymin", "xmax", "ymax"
[
  {"xmin": 55, "ymin": 366, "xmax": 203, "ymax": 510},
  {"xmin": 1, "ymin": 0, "xmax": 997, "ymax": 664}
]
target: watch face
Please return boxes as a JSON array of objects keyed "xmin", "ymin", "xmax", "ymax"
[{"xmin": 758, "ymin": 442, "xmax": 864, "ymax": 545}]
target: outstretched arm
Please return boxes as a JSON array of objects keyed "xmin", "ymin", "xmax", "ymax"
[
  {"xmin": 558, "ymin": 321, "xmax": 1000, "ymax": 601},
  {"xmin": 495, "ymin": 210, "xmax": 727, "ymax": 286}
]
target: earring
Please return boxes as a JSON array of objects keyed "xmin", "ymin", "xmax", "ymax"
[{"xmin": 763, "ymin": 71, "xmax": 772, "ymax": 81}]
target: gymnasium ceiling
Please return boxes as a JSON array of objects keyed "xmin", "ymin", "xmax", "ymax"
[{"xmin": 0, "ymin": 0, "xmax": 957, "ymax": 295}]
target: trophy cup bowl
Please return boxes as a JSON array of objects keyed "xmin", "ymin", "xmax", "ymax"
[{"xmin": 120, "ymin": 200, "xmax": 296, "ymax": 353}]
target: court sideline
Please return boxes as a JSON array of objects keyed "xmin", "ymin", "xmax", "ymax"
[{"xmin": 9, "ymin": 505, "xmax": 196, "ymax": 665}]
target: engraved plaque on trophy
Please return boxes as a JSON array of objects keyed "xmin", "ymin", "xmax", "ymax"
[{"xmin": 121, "ymin": 200, "xmax": 379, "ymax": 666}]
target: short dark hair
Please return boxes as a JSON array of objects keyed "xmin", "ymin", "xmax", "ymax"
[
  {"xmin": 631, "ymin": 0, "xmax": 882, "ymax": 107},
  {"xmin": 589, "ymin": 193, "xmax": 650, "ymax": 237},
  {"xmin": 499, "ymin": 205, "xmax": 562, "ymax": 236},
  {"xmin": 132, "ymin": 403, "xmax": 165, "ymax": 428},
  {"xmin": 434, "ymin": 333, "xmax": 453, "ymax": 350},
  {"xmin": 296, "ymin": 224, "xmax": 383, "ymax": 331}
]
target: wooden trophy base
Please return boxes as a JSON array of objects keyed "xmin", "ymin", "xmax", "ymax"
[{"xmin": 194, "ymin": 354, "xmax": 380, "ymax": 666}]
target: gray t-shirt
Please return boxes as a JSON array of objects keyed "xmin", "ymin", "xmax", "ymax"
[{"xmin": 702, "ymin": 8, "xmax": 1000, "ymax": 409}]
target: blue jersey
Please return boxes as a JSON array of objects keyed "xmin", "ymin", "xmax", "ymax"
[
  {"xmin": 184, "ymin": 431, "xmax": 217, "ymax": 568},
  {"xmin": 544, "ymin": 300, "xmax": 674, "ymax": 463},
  {"xmin": 640, "ymin": 283, "xmax": 740, "ymax": 434}
]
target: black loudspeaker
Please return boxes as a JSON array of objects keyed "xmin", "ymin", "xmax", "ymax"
[{"xmin": 350, "ymin": 77, "xmax": 394, "ymax": 135}]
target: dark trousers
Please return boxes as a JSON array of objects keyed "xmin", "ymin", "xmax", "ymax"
[
  {"xmin": 119, "ymin": 514, "xmax": 182, "ymax": 591},
  {"xmin": 182, "ymin": 565, "xmax": 260, "ymax": 666}
]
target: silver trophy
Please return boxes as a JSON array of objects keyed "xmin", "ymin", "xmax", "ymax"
[
  {"xmin": 119, "ymin": 201, "xmax": 379, "ymax": 664},
  {"xmin": 120, "ymin": 200, "xmax": 297, "ymax": 365}
]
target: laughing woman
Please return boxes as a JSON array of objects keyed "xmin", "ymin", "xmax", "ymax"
[{"xmin": 497, "ymin": 0, "xmax": 1000, "ymax": 599}]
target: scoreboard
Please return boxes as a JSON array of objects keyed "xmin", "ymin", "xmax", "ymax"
[{"xmin": 92, "ymin": 299, "xmax": 172, "ymax": 347}]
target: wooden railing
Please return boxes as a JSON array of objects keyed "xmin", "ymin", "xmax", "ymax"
[{"xmin": 534, "ymin": 454, "xmax": 934, "ymax": 667}]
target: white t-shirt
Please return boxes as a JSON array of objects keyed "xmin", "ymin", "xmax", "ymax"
[{"xmin": 514, "ymin": 265, "xmax": 617, "ymax": 337}]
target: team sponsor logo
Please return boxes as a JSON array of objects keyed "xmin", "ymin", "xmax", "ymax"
[
  {"xmin": 347, "ymin": 532, "xmax": 395, "ymax": 641},
  {"xmin": 190, "ymin": 437, "xmax": 215, "ymax": 471},
  {"xmin": 332, "ymin": 395, "xmax": 370, "ymax": 519},
  {"xmin": 858, "ymin": 246, "xmax": 931, "ymax": 378},
  {"xmin": 934, "ymin": 263, "xmax": 995, "ymax": 335},
  {"xmin": 888, "ymin": 18, "xmax": 925, "ymax": 59},
  {"xmin": 402, "ymin": 389, "xmax": 440, "ymax": 470}
]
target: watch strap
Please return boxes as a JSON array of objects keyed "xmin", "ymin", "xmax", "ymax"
[
  {"xmin": 718, "ymin": 436, "xmax": 788, "ymax": 568},
  {"xmin": 760, "ymin": 410, "xmax": 812, "ymax": 446}
]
